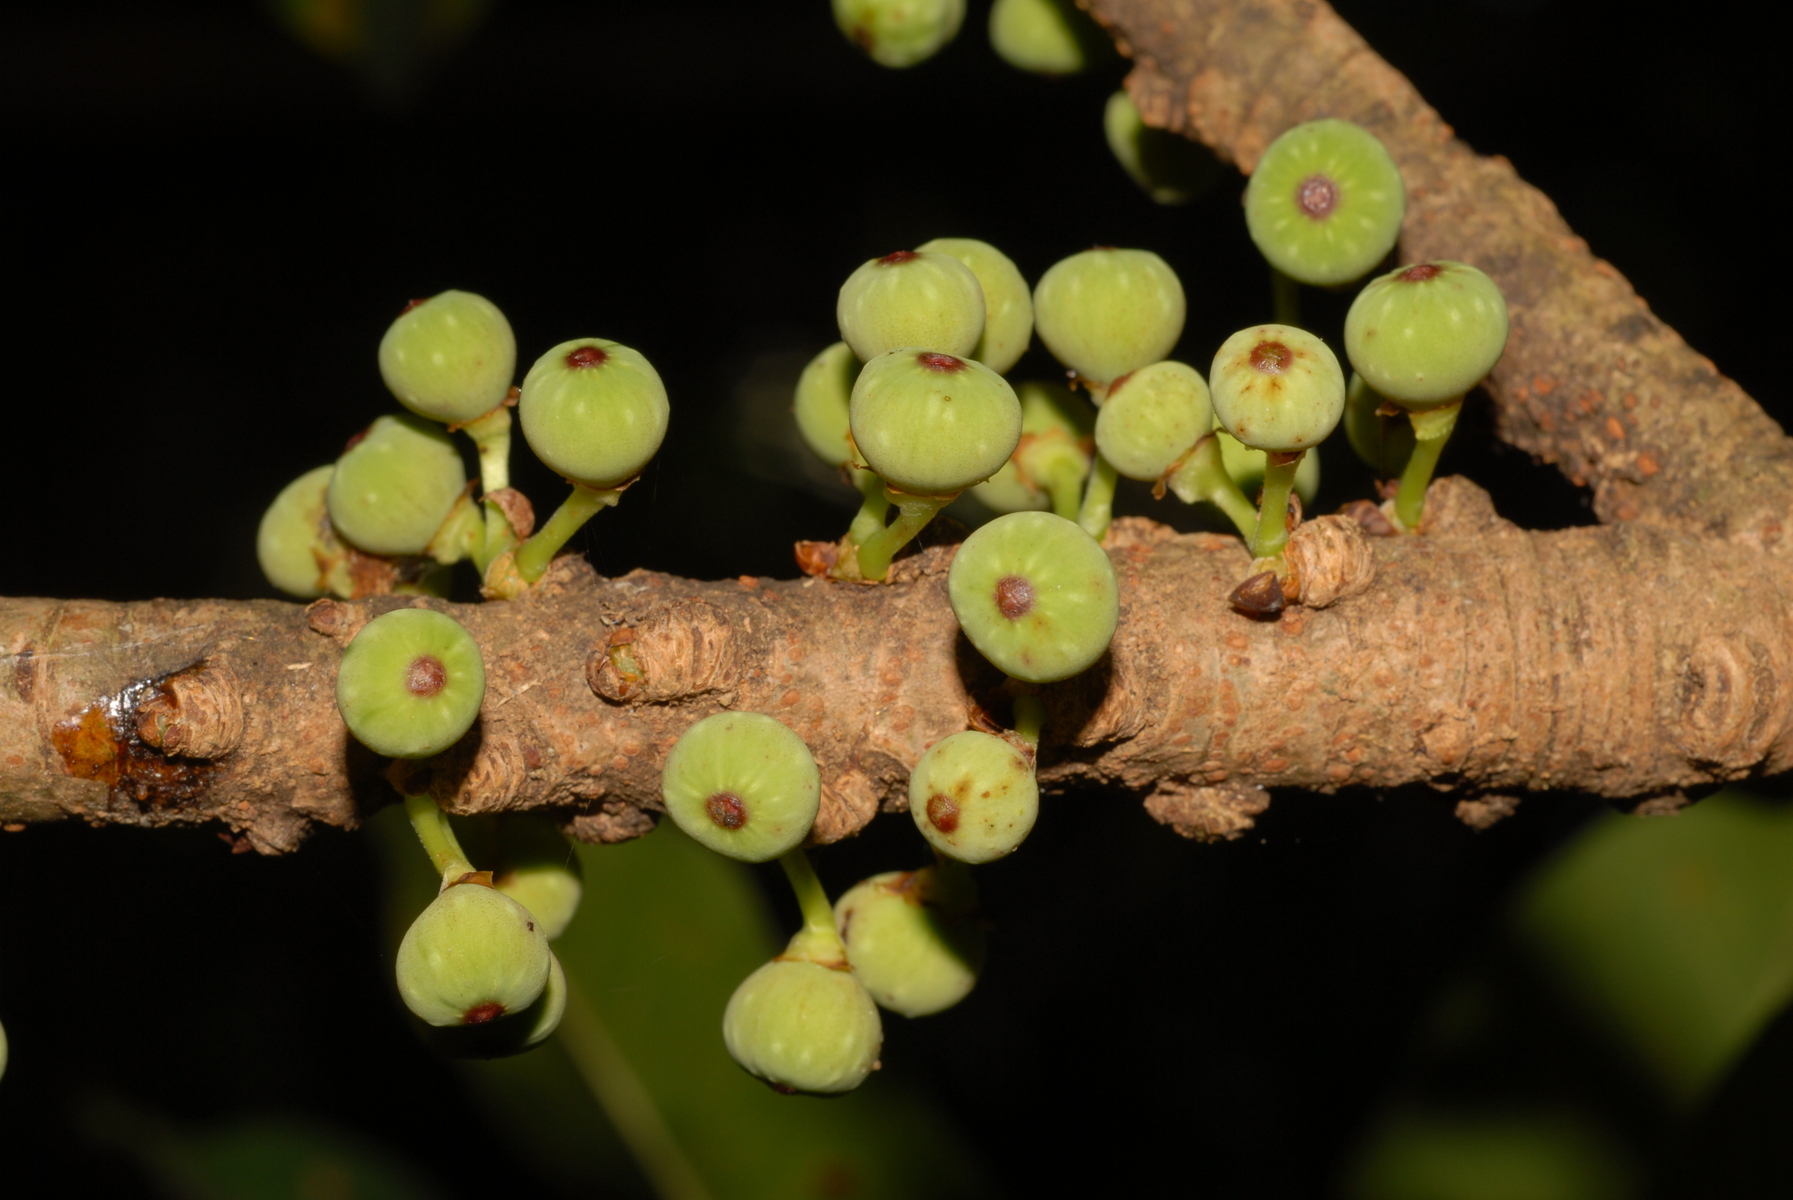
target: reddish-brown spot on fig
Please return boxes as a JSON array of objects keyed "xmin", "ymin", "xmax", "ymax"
[
  {"xmin": 406, "ymin": 655, "xmax": 447, "ymax": 698},
  {"xmin": 918, "ymin": 352, "xmax": 966, "ymax": 373},
  {"xmin": 706, "ymin": 791, "xmax": 748, "ymax": 829},
  {"xmin": 1296, "ymin": 174, "xmax": 1339, "ymax": 220},
  {"xmin": 1250, "ymin": 342, "xmax": 1293, "ymax": 374},
  {"xmin": 1398, "ymin": 264, "xmax": 1443, "ymax": 283},
  {"xmin": 566, "ymin": 345, "xmax": 609, "ymax": 368},
  {"xmin": 400, "ymin": 298, "xmax": 426, "ymax": 315},
  {"xmin": 877, "ymin": 250, "xmax": 920, "ymax": 266},
  {"xmin": 995, "ymin": 574, "xmax": 1036, "ymax": 620},
  {"xmin": 463, "ymin": 1001, "xmax": 505, "ymax": 1025},
  {"xmin": 926, "ymin": 792, "xmax": 961, "ymax": 832}
]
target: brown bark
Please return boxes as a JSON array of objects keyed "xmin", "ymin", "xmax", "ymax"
[
  {"xmin": 4, "ymin": 0, "xmax": 1791, "ymax": 852},
  {"xmin": 3, "ymin": 479, "xmax": 1788, "ymax": 852}
]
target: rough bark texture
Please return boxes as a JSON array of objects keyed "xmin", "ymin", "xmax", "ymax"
[
  {"xmin": 3, "ymin": 478, "xmax": 1788, "ymax": 852},
  {"xmin": 4, "ymin": 0, "xmax": 1791, "ymax": 852}
]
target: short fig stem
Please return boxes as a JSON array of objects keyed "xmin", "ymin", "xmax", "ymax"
[
  {"xmin": 1011, "ymin": 691, "xmax": 1045, "ymax": 750},
  {"xmin": 1044, "ymin": 455, "xmax": 1087, "ymax": 521},
  {"xmin": 478, "ymin": 499, "xmax": 520, "ymax": 574},
  {"xmin": 777, "ymin": 848, "xmax": 848, "ymax": 968},
  {"xmin": 1078, "ymin": 454, "xmax": 1119, "ymax": 541},
  {"xmin": 845, "ymin": 468, "xmax": 892, "ymax": 546},
  {"xmin": 425, "ymin": 492, "xmax": 484, "ymax": 566},
  {"xmin": 1394, "ymin": 399, "xmax": 1462, "ymax": 529},
  {"xmin": 516, "ymin": 482, "xmax": 622, "ymax": 583},
  {"xmin": 1271, "ymin": 267, "xmax": 1301, "ymax": 327},
  {"xmin": 855, "ymin": 489, "xmax": 951, "ymax": 583},
  {"xmin": 1167, "ymin": 435, "xmax": 1258, "ymax": 540},
  {"xmin": 1250, "ymin": 453, "xmax": 1304, "ymax": 560},
  {"xmin": 462, "ymin": 404, "xmax": 513, "ymax": 495},
  {"xmin": 404, "ymin": 792, "xmax": 475, "ymax": 882}
]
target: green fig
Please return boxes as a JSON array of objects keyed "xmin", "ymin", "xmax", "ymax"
[
  {"xmin": 723, "ymin": 958, "xmax": 883, "ymax": 1094},
  {"xmin": 326, "ymin": 414, "xmax": 467, "ymax": 558},
  {"xmin": 835, "ymin": 866, "xmax": 985, "ymax": 1017},
  {"xmin": 518, "ymin": 338, "xmax": 669, "ymax": 489},
  {"xmin": 1095, "ymin": 361, "xmax": 1211, "ymax": 482},
  {"xmin": 1209, "ymin": 324, "xmax": 1345, "ymax": 454},
  {"xmin": 837, "ymin": 250, "xmax": 985, "ymax": 364},
  {"xmin": 850, "ymin": 349, "xmax": 1021, "ymax": 496},
  {"xmin": 661, "ymin": 712, "xmax": 821, "ymax": 862},
  {"xmin": 379, "ymin": 290, "xmax": 517, "ymax": 425},
  {"xmin": 335, "ymin": 608, "xmax": 486, "ymax": 760},
  {"xmin": 1343, "ymin": 261, "xmax": 1510, "ymax": 409},
  {"xmin": 257, "ymin": 465, "xmax": 351, "ymax": 599},
  {"xmin": 1244, "ymin": 118, "xmax": 1406, "ymax": 287},
  {"xmin": 1033, "ymin": 247, "xmax": 1186, "ymax": 391},
  {"xmin": 491, "ymin": 815, "xmax": 584, "ymax": 941},
  {"xmin": 948, "ymin": 511, "xmax": 1118, "ymax": 684},
  {"xmin": 909, "ymin": 730, "xmax": 1039, "ymax": 863},
  {"xmin": 396, "ymin": 878, "xmax": 553, "ymax": 1028},
  {"xmin": 793, "ymin": 341, "xmax": 861, "ymax": 468},
  {"xmin": 916, "ymin": 237, "xmax": 1033, "ymax": 374},
  {"xmin": 832, "ymin": 0, "xmax": 965, "ymax": 68},
  {"xmin": 1103, "ymin": 91, "xmax": 1221, "ymax": 206}
]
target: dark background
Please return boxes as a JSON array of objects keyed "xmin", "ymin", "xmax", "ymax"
[{"xmin": 3, "ymin": 1, "xmax": 1790, "ymax": 1196}]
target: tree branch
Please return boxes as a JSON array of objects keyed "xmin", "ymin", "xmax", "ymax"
[
  {"xmin": 4, "ymin": 478, "xmax": 1788, "ymax": 851},
  {"xmin": 4, "ymin": 0, "xmax": 1789, "ymax": 852}
]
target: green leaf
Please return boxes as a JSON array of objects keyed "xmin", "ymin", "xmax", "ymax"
[{"xmin": 1514, "ymin": 790, "xmax": 1793, "ymax": 1107}]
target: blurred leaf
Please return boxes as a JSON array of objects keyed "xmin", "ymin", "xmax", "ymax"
[
  {"xmin": 374, "ymin": 807, "xmax": 988, "ymax": 1199},
  {"xmin": 1344, "ymin": 1107, "xmax": 1637, "ymax": 1200},
  {"xmin": 83, "ymin": 1095, "xmax": 440, "ymax": 1200},
  {"xmin": 1514, "ymin": 791, "xmax": 1793, "ymax": 1107}
]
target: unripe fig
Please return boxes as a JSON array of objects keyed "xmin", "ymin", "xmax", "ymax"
[
  {"xmin": 723, "ymin": 958, "xmax": 883, "ymax": 1094},
  {"xmin": 518, "ymin": 338, "xmax": 669, "ymax": 488},
  {"xmin": 422, "ymin": 951, "xmax": 567, "ymax": 1059},
  {"xmin": 326, "ymin": 414, "xmax": 467, "ymax": 557},
  {"xmin": 335, "ymin": 608, "xmax": 486, "ymax": 760},
  {"xmin": 832, "ymin": 0, "xmax": 965, "ymax": 68},
  {"xmin": 837, "ymin": 250, "xmax": 985, "ymax": 363},
  {"xmin": 948, "ymin": 511, "xmax": 1118, "ymax": 684},
  {"xmin": 379, "ymin": 290, "xmax": 517, "ymax": 425},
  {"xmin": 1033, "ymin": 247, "xmax": 1186, "ymax": 389},
  {"xmin": 988, "ymin": 0, "xmax": 1102, "ymax": 76},
  {"xmin": 1344, "ymin": 261, "xmax": 1510, "ymax": 408},
  {"xmin": 661, "ymin": 712, "xmax": 821, "ymax": 862},
  {"xmin": 1103, "ymin": 91, "xmax": 1220, "ymax": 206},
  {"xmin": 909, "ymin": 730, "xmax": 1039, "ymax": 863},
  {"xmin": 972, "ymin": 381, "xmax": 1094, "ymax": 515},
  {"xmin": 793, "ymin": 341, "xmax": 861, "ymax": 468},
  {"xmin": 396, "ymin": 878, "xmax": 552, "ymax": 1027},
  {"xmin": 1244, "ymin": 119, "xmax": 1406, "ymax": 287},
  {"xmin": 835, "ymin": 868, "xmax": 986, "ymax": 1017},
  {"xmin": 1209, "ymin": 324, "xmax": 1345, "ymax": 453},
  {"xmin": 491, "ymin": 815, "xmax": 584, "ymax": 941},
  {"xmin": 916, "ymin": 237, "xmax": 1033, "ymax": 374},
  {"xmin": 850, "ymin": 349, "xmax": 1021, "ymax": 495},
  {"xmin": 257, "ymin": 465, "xmax": 350, "ymax": 599},
  {"xmin": 1095, "ymin": 361, "xmax": 1212, "ymax": 481}
]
